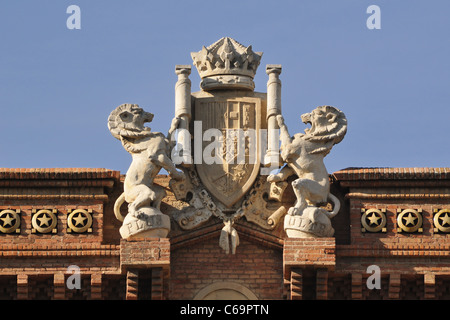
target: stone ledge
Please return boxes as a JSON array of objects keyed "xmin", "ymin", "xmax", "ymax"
[
  {"xmin": 0, "ymin": 244, "xmax": 120, "ymax": 257},
  {"xmin": 333, "ymin": 167, "xmax": 450, "ymax": 181},
  {"xmin": 0, "ymin": 168, "xmax": 121, "ymax": 180}
]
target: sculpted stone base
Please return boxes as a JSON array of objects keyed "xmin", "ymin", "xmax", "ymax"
[
  {"xmin": 284, "ymin": 207, "xmax": 334, "ymax": 238},
  {"xmin": 120, "ymin": 207, "xmax": 170, "ymax": 239}
]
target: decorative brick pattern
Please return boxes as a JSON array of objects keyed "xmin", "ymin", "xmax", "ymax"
[
  {"xmin": 53, "ymin": 273, "xmax": 65, "ymax": 300},
  {"xmin": 290, "ymin": 269, "xmax": 302, "ymax": 300},
  {"xmin": 151, "ymin": 268, "xmax": 164, "ymax": 300},
  {"xmin": 327, "ymin": 274, "xmax": 351, "ymax": 300},
  {"xmin": 126, "ymin": 269, "xmax": 139, "ymax": 300},
  {"xmin": 351, "ymin": 273, "xmax": 362, "ymax": 299},
  {"xmin": 316, "ymin": 268, "xmax": 328, "ymax": 300},
  {"xmin": 102, "ymin": 275, "xmax": 126, "ymax": 300},
  {"xmin": 333, "ymin": 167, "xmax": 450, "ymax": 181},
  {"xmin": 388, "ymin": 274, "xmax": 401, "ymax": 300},
  {"xmin": 0, "ymin": 167, "xmax": 449, "ymax": 300}
]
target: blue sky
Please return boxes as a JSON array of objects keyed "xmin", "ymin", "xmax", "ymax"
[{"xmin": 0, "ymin": 0, "xmax": 449, "ymax": 174}]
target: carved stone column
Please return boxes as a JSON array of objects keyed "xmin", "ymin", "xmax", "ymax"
[
  {"xmin": 174, "ymin": 65, "xmax": 192, "ymax": 166},
  {"xmin": 265, "ymin": 64, "xmax": 282, "ymax": 167}
]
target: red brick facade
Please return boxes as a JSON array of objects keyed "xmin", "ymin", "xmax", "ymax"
[{"xmin": 0, "ymin": 167, "xmax": 449, "ymax": 300}]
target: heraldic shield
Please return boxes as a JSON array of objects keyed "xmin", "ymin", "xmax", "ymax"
[{"xmin": 194, "ymin": 96, "xmax": 262, "ymax": 208}]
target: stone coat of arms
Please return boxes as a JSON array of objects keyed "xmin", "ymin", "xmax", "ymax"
[{"xmin": 108, "ymin": 37, "xmax": 347, "ymax": 254}]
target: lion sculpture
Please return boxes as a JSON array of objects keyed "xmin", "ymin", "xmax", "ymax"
[
  {"xmin": 108, "ymin": 103, "xmax": 185, "ymax": 238},
  {"xmin": 268, "ymin": 105, "xmax": 347, "ymax": 237}
]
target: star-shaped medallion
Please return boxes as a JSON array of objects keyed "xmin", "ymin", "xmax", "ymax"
[
  {"xmin": 72, "ymin": 213, "xmax": 87, "ymax": 227},
  {"xmin": 397, "ymin": 209, "xmax": 422, "ymax": 233},
  {"xmin": 403, "ymin": 213, "xmax": 418, "ymax": 226},
  {"xmin": 0, "ymin": 213, "xmax": 15, "ymax": 227},
  {"xmin": 67, "ymin": 209, "xmax": 92, "ymax": 233},
  {"xmin": 0, "ymin": 210, "xmax": 20, "ymax": 234},
  {"xmin": 37, "ymin": 213, "xmax": 52, "ymax": 227},
  {"xmin": 367, "ymin": 212, "xmax": 381, "ymax": 225},
  {"xmin": 439, "ymin": 213, "xmax": 450, "ymax": 226}
]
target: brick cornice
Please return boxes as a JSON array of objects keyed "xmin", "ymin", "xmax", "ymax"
[
  {"xmin": 333, "ymin": 167, "xmax": 450, "ymax": 182},
  {"xmin": 0, "ymin": 244, "xmax": 120, "ymax": 257},
  {"xmin": 332, "ymin": 167, "xmax": 450, "ymax": 198},
  {"xmin": 336, "ymin": 243, "xmax": 450, "ymax": 258},
  {"xmin": 0, "ymin": 168, "xmax": 121, "ymax": 180}
]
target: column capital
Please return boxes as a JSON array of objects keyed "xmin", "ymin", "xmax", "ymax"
[
  {"xmin": 175, "ymin": 65, "xmax": 192, "ymax": 76},
  {"xmin": 266, "ymin": 64, "xmax": 282, "ymax": 75}
]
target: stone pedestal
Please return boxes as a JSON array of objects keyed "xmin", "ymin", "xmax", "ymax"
[
  {"xmin": 283, "ymin": 238, "xmax": 336, "ymax": 300},
  {"xmin": 119, "ymin": 208, "xmax": 171, "ymax": 240},
  {"xmin": 120, "ymin": 238, "xmax": 170, "ymax": 300},
  {"xmin": 284, "ymin": 208, "xmax": 335, "ymax": 238}
]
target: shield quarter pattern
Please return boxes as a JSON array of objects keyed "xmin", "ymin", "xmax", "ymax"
[{"xmin": 195, "ymin": 97, "xmax": 261, "ymax": 208}]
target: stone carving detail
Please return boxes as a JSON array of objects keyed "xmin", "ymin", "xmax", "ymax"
[
  {"xmin": 268, "ymin": 106, "xmax": 347, "ymax": 238},
  {"xmin": 108, "ymin": 103, "xmax": 185, "ymax": 239},
  {"xmin": 171, "ymin": 168, "xmax": 217, "ymax": 230},
  {"xmin": 108, "ymin": 37, "xmax": 349, "ymax": 249},
  {"xmin": 171, "ymin": 167, "xmax": 246, "ymax": 254},
  {"xmin": 194, "ymin": 98, "xmax": 262, "ymax": 208},
  {"xmin": 238, "ymin": 176, "xmax": 287, "ymax": 230},
  {"xmin": 191, "ymin": 37, "xmax": 263, "ymax": 90},
  {"xmin": 171, "ymin": 168, "xmax": 286, "ymax": 253}
]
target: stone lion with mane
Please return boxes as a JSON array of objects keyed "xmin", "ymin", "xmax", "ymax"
[
  {"xmin": 268, "ymin": 105, "xmax": 347, "ymax": 223},
  {"xmin": 108, "ymin": 103, "xmax": 185, "ymax": 223}
]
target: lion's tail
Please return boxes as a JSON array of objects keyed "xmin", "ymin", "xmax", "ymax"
[
  {"xmin": 325, "ymin": 193, "xmax": 341, "ymax": 219},
  {"xmin": 114, "ymin": 192, "xmax": 126, "ymax": 222}
]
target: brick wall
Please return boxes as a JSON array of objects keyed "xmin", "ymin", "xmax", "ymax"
[
  {"xmin": 1, "ymin": 167, "xmax": 450, "ymax": 300},
  {"xmin": 169, "ymin": 237, "xmax": 284, "ymax": 300},
  {"xmin": 283, "ymin": 238, "xmax": 335, "ymax": 274}
]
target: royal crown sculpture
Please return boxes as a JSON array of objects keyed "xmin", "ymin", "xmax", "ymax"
[
  {"xmin": 191, "ymin": 37, "xmax": 263, "ymax": 90},
  {"xmin": 108, "ymin": 37, "xmax": 347, "ymax": 253}
]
